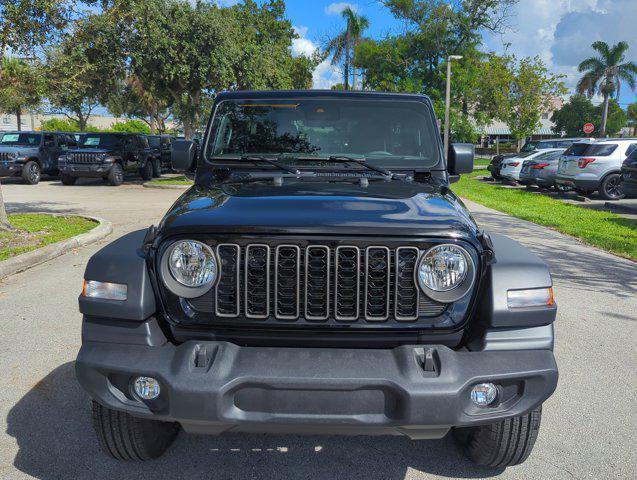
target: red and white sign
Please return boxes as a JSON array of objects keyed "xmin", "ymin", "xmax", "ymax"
[{"xmin": 583, "ymin": 123, "xmax": 594, "ymax": 134}]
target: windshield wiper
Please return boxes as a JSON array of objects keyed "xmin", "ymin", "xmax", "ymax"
[
  {"xmin": 282, "ymin": 154, "xmax": 396, "ymax": 180},
  {"xmin": 239, "ymin": 155, "xmax": 301, "ymax": 175}
]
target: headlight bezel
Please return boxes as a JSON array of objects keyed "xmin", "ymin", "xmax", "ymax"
[
  {"xmin": 415, "ymin": 243, "xmax": 476, "ymax": 303},
  {"xmin": 159, "ymin": 239, "xmax": 220, "ymax": 298}
]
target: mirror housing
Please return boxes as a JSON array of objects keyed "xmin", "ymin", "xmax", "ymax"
[
  {"xmin": 447, "ymin": 143, "xmax": 474, "ymax": 175},
  {"xmin": 171, "ymin": 140, "xmax": 196, "ymax": 172}
]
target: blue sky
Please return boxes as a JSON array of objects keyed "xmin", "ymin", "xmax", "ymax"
[{"xmin": 281, "ymin": 0, "xmax": 637, "ymax": 107}]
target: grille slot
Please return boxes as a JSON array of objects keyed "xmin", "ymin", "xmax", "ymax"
[
  {"xmin": 245, "ymin": 245, "xmax": 270, "ymax": 319},
  {"xmin": 215, "ymin": 244, "xmax": 240, "ymax": 317},
  {"xmin": 335, "ymin": 246, "xmax": 360, "ymax": 321},
  {"xmin": 365, "ymin": 247, "xmax": 391, "ymax": 321},
  {"xmin": 275, "ymin": 245, "xmax": 301, "ymax": 320},
  {"xmin": 395, "ymin": 247, "xmax": 419, "ymax": 321},
  {"xmin": 0, "ymin": 152, "xmax": 13, "ymax": 162},
  {"xmin": 305, "ymin": 246, "xmax": 330, "ymax": 321}
]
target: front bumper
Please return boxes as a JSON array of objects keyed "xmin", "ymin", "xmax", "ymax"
[
  {"xmin": 76, "ymin": 340, "xmax": 558, "ymax": 439},
  {"xmin": 0, "ymin": 162, "xmax": 21, "ymax": 176},
  {"xmin": 59, "ymin": 163, "xmax": 112, "ymax": 178}
]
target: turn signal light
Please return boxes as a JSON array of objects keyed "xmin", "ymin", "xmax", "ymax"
[
  {"xmin": 82, "ymin": 279, "xmax": 128, "ymax": 301},
  {"xmin": 507, "ymin": 287, "xmax": 554, "ymax": 309},
  {"xmin": 578, "ymin": 157, "xmax": 595, "ymax": 168}
]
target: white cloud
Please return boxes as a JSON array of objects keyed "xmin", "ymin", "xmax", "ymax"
[
  {"xmin": 483, "ymin": 0, "xmax": 637, "ymax": 99},
  {"xmin": 325, "ymin": 2, "xmax": 359, "ymax": 16},
  {"xmin": 290, "ymin": 25, "xmax": 342, "ymax": 89}
]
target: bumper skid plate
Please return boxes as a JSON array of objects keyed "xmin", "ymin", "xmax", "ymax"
[{"xmin": 76, "ymin": 341, "xmax": 558, "ymax": 439}]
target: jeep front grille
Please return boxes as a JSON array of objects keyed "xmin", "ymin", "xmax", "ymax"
[
  {"xmin": 0, "ymin": 152, "xmax": 14, "ymax": 162},
  {"xmin": 188, "ymin": 242, "xmax": 448, "ymax": 325},
  {"xmin": 70, "ymin": 153, "xmax": 102, "ymax": 164}
]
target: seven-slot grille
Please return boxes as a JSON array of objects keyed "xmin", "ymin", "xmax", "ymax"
[
  {"xmin": 69, "ymin": 152, "xmax": 102, "ymax": 164},
  {"xmin": 194, "ymin": 243, "xmax": 447, "ymax": 324}
]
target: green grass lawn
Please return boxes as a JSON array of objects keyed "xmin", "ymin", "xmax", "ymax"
[
  {"xmin": 452, "ymin": 171, "xmax": 637, "ymax": 261},
  {"xmin": 0, "ymin": 214, "xmax": 97, "ymax": 261},
  {"xmin": 148, "ymin": 175, "xmax": 193, "ymax": 185},
  {"xmin": 474, "ymin": 156, "xmax": 491, "ymax": 167}
]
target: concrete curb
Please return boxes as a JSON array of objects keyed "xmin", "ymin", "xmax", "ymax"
[
  {"xmin": 604, "ymin": 201, "xmax": 637, "ymax": 215},
  {"xmin": 0, "ymin": 215, "xmax": 113, "ymax": 280},
  {"xmin": 142, "ymin": 182, "xmax": 191, "ymax": 190}
]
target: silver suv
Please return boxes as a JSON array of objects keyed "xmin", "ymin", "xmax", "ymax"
[{"xmin": 555, "ymin": 139, "xmax": 637, "ymax": 200}]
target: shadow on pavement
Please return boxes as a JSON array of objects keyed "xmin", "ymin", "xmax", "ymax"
[{"xmin": 7, "ymin": 363, "xmax": 504, "ymax": 480}]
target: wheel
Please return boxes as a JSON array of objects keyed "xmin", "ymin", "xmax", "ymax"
[
  {"xmin": 152, "ymin": 158, "xmax": 162, "ymax": 178},
  {"xmin": 60, "ymin": 173, "xmax": 77, "ymax": 186},
  {"xmin": 140, "ymin": 160, "xmax": 154, "ymax": 181},
  {"xmin": 91, "ymin": 401, "xmax": 179, "ymax": 461},
  {"xmin": 454, "ymin": 406, "xmax": 542, "ymax": 468},
  {"xmin": 599, "ymin": 173, "xmax": 625, "ymax": 200},
  {"xmin": 107, "ymin": 163, "xmax": 124, "ymax": 186},
  {"xmin": 21, "ymin": 161, "xmax": 41, "ymax": 185}
]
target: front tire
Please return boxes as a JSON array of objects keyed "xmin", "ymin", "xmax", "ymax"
[
  {"xmin": 454, "ymin": 406, "xmax": 542, "ymax": 468},
  {"xmin": 152, "ymin": 158, "xmax": 162, "ymax": 178},
  {"xmin": 60, "ymin": 173, "xmax": 77, "ymax": 185},
  {"xmin": 21, "ymin": 161, "xmax": 41, "ymax": 185},
  {"xmin": 107, "ymin": 163, "xmax": 124, "ymax": 186},
  {"xmin": 599, "ymin": 173, "xmax": 625, "ymax": 200},
  {"xmin": 140, "ymin": 160, "xmax": 154, "ymax": 181},
  {"xmin": 92, "ymin": 401, "xmax": 179, "ymax": 461}
]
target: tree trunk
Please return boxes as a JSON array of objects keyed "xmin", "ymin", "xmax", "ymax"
[
  {"xmin": 78, "ymin": 114, "xmax": 87, "ymax": 132},
  {"xmin": 0, "ymin": 181, "xmax": 12, "ymax": 232},
  {"xmin": 600, "ymin": 94, "xmax": 609, "ymax": 137},
  {"xmin": 344, "ymin": 20, "xmax": 351, "ymax": 90},
  {"xmin": 16, "ymin": 109, "xmax": 22, "ymax": 131}
]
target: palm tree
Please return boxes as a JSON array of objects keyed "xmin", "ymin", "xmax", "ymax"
[
  {"xmin": 577, "ymin": 41, "xmax": 637, "ymax": 136},
  {"xmin": 325, "ymin": 7, "xmax": 369, "ymax": 90}
]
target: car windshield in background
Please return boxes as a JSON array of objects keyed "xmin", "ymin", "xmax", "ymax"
[
  {"xmin": 206, "ymin": 99, "xmax": 441, "ymax": 167},
  {"xmin": 79, "ymin": 134, "xmax": 124, "ymax": 148},
  {"xmin": 533, "ymin": 150, "xmax": 563, "ymax": 161},
  {"xmin": 584, "ymin": 144, "xmax": 618, "ymax": 156},
  {"xmin": 147, "ymin": 136, "xmax": 161, "ymax": 148},
  {"xmin": 520, "ymin": 142, "xmax": 538, "ymax": 152},
  {"xmin": 563, "ymin": 143, "xmax": 590, "ymax": 156},
  {"xmin": 0, "ymin": 133, "xmax": 41, "ymax": 146}
]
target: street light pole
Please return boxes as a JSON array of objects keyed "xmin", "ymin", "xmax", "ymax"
[{"xmin": 443, "ymin": 55, "xmax": 463, "ymax": 159}]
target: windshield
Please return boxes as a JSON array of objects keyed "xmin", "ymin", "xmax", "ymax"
[
  {"xmin": 520, "ymin": 142, "xmax": 538, "ymax": 152},
  {"xmin": 533, "ymin": 150, "xmax": 563, "ymax": 161},
  {"xmin": 584, "ymin": 144, "xmax": 618, "ymax": 157},
  {"xmin": 79, "ymin": 134, "xmax": 124, "ymax": 148},
  {"xmin": 147, "ymin": 136, "xmax": 161, "ymax": 147},
  {"xmin": 205, "ymin": 98, "xmax": 441, "ymax": 167},
  {"xmin": 0, "ymin": 133, "xmax": 41, "ymax": 146},
  {"xmin": 563, "ymin": 143, "xmax": 590, "ymax": 156}
]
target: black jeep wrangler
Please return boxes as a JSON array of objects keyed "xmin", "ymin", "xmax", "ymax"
[
  {"xmin": 76, "ymin": 91, "xmax": 558, "ymax": 467},
  {"xmin": 0, "ymin": 131, "xmax": 77, "ymax": 184},
  {"xmin": 58, "ymin": 132, "xmax": 155, "ymax": 186}
]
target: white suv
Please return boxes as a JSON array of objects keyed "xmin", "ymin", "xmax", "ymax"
[{"xmin": 555, "ymin": 139, "xmax": 637, "ymax": 200}]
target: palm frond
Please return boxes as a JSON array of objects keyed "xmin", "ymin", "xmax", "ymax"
[
  {"xmin": 577, "ymin": 57, "xmax": 604, "ymax": 73},
  {"xmin": 591, "ymin": 41, "xmax": 611, "ymax": 60},
  {"xmin": 618, "ymin": 69, "xmax": 636, "ymax": 91},
  {"xmin": 609, "ymin": 41, "xmax": 629, "ymax": 65},
  {"xmin": 576, "ymin": 72, "xmax": 598, "ymax": 98}
]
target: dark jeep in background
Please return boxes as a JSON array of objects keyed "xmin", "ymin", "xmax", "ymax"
[
  {"xmin": 146, "ymin": 134, "xmax": 173, "ymax": 174},
  {"xmin": 58, "ymin": 132, "xmax": 156, "ymax": 186},
  {"xmin": 0, "ymin": 131, "xmax": 77, "ymax": 184},
  {"xmin": 76, "ymin": 91, "xmax": 558, "ymax": 468}
]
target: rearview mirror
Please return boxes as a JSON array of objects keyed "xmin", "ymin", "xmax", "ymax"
[
  {"xmin": 447, "ymin": 143, "xmax": 474, "ymax": 175},
  {"xmin": 171, "ymin": 140, "xmax": 196, "ymax": 172}
]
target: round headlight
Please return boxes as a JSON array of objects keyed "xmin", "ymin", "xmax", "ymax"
[
  {"xmin": 416, "ymin": 244, "xmax": 475, "ymax": 302},
  {"xmin": 160, "ymin": 240, "xmax": 218, "ymax": 298}
]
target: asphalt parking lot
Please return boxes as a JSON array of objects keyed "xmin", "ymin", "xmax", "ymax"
[{"xmin": 0, "ymin": 178, "xmax": 635, "ymax": 480}]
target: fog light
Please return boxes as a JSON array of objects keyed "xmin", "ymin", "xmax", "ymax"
[
  {"xmin": 133, "ymin": 376, "xmax": 161, "ymax": 400},
  {"xmin": 471, "ymin": 383, "xmax": 497, "ymax": 407}
]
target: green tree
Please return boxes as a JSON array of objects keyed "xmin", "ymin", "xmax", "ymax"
[
  {"xmin": 39, "ymin": 117, "xmax": 80, "ymax": 131},
  {"xmin": 479, "ymin": 55, "xmax": 565, "ymax": 149},
  {"xmin": 108, "ymin": 119, "xmax": 151, "ymax": 133},
  {"xmin": 0, "ymin": 57, "xmax": 43, "ymax": 131},
  {"xmin": 627, "ymin": 103, "xmax": 637, "ymax": 136},
  {"xmin": 577, "ymin": 41, "xmax": 637, "ymax": 136},
  {"xmin": 325, "ymin": 6, "xmax": 369, "ymax": 90},
  {"xmin": 596, "ymin": 99, "xmax": 626, "ymax": 136},
  {"xmin": 551, "ymin": 94, "xmax": 596, "ymax": 137},
  {"xmin": 0, "ymin": 0, "xmax": 71, "ymax": 60}
]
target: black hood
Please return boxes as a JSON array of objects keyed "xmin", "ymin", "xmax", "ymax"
[
  {"xmin": 0, "ymin": 145, "xmax": 39, "ymax": 155},
  {"xmin": 158, "ymin": 179, "xmax": 479, "ymax": 240}
]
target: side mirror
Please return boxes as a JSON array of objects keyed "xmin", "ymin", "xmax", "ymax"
[
  {"xmin": 447, "ymin": 143, "xmax": 474, "ymax": 175},
  {"xmin": 171, "ymin": 140, "xmax": 196, "ymax": 172}
]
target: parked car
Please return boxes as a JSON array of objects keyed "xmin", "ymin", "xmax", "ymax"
[
  {"xmin": 58, "ymin": 132, "xmax": 155, "ymax": 186},
  {"xmin": 620, "ymin": 147, "xmax": 637, "ymax": 198},
  {"xmin": 518, "ymin": 150, "xmax": 566, "ymax": 187},
  {"xmin": 146, "ymin": 134, "xmax": 173, "ymax": 174},
  {"xmin": 0, "ymin": 131, "xmax": 77, "ymax": 184},
  {"xmin": 500, "ymin": 148, "xmax": 565, "ymax": 182},
  {"xmin": 555, "ymin": 139, "xmax": 637, "ymax": 200},
  {"xmin": 76, "ymin": 90, "xmax": 558, "ymax": 468},
  {"xmin": 488, "ymin": 138, "xmax": 589, "ymax": 180}
]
